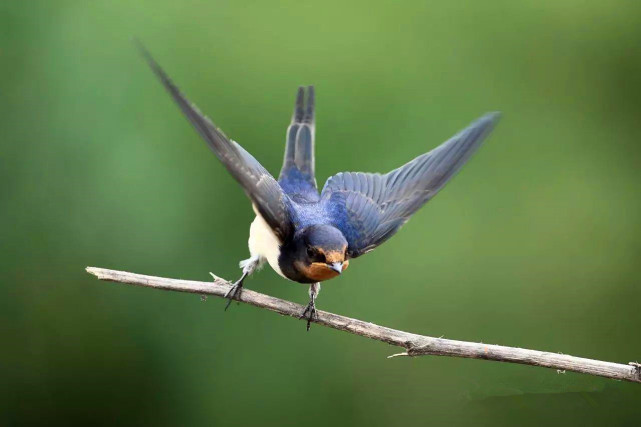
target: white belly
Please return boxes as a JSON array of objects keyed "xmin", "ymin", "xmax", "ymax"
[{"xmin": 248, "ymin": 210, "xmax": 286, "ymax": 278}]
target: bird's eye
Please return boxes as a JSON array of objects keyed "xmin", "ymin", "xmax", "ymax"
[{"xmin": 306, "ymin": 247, "xmax": 326, "ymax": 263}]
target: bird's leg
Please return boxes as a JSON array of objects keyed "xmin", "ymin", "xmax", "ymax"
[
  {"xmin": 299, "ymin": 282, "xmax": 321, "ymax": 331},
  {"xmin": 223, "ymin": 255, "xmax": 261, "ymax": 311}
]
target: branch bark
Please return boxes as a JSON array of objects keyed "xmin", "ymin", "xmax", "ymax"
[{"xmin": 86, "ymin": 267, "xmax": 641, "ymax": 384}]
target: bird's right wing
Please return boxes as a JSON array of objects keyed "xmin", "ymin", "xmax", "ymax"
[
  {"xmin": 321, "ymin": 113, "xmax": 500, "ymax": 258},
  {"xmin": 137, "ymin": 42, "xmax": 294, "ymax": 241}
]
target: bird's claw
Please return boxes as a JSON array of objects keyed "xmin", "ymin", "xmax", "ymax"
[
  {"xmin": 299, "ymin": 300, "xmax": 318, "ymax": 331},
  {"xmin": 224, "ymin": 281, "xmax": 243, "ymax": 311}
]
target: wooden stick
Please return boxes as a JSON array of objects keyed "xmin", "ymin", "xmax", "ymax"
[{"xmin": 86, "ymin": 267, "xmax": 641, "ymax": 384}]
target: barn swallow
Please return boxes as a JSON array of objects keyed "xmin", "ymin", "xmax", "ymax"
[{"xmin": 137, "ymin": 43, "xmax": 500, "ymax": 330}]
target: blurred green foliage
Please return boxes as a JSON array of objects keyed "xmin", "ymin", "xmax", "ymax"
[{"xmin": 2, "ymin": 0, "xmax": 641, "ymax": 425}]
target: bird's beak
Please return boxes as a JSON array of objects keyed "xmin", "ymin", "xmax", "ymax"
[{"xmin": 329, "ymin": 262, "xmax": 343, "ymax": 274}]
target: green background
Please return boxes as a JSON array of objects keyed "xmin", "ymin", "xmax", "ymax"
[{"xmin": 2, "ymin": 1, "xmax": 641, "ymax": 425}]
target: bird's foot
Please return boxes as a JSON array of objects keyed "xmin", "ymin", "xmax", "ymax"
[
  {"xmin": 298, "ymin": 300, "xmax": 318, "ymax": 331},
  {"xmin": 224, "ymin": 280, "xmax": 243, "ymax": 311}
]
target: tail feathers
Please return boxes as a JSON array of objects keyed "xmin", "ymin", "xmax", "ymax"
[{"xmin": 280, "ymin": 86, "xmax": 316, "ymax": 184}]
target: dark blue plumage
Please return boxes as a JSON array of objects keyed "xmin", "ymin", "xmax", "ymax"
[
  {"xmin": 320, "ymin": 112, "xmax": 499, "ymax": 257},
  {"xmin": 276, "ymin": 106, "xmax": 499, "ymax": 259}
]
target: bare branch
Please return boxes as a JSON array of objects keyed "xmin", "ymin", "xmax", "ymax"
[{"xmin": 86, "ymin": 267, "xmax": 641, "ymax": 384}]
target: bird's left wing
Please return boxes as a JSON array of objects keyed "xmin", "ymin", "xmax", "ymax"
[
  {"xmin": 321, "ymin": 113, "xmax": 499, "ymax": 258},
  {"xmin": 137, "ymin": 42, "xmax": 294, "ymax": 241}
]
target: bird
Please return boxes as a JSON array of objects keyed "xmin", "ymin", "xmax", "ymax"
[{"xmin": 136, "ymin": 42, "xmax": 500, "ymax": 330}]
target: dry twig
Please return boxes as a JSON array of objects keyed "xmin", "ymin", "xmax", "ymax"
[{"xmin": 86, "ymin": 267, "xmax": 641, "ymax": 384}]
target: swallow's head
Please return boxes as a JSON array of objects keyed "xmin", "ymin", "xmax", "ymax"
[{"xmin": 291, "ymin": 224, "xmax": 349, "ymax": 282}]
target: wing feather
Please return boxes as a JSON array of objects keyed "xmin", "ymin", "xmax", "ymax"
[
  {"xmin": 137, "ymin": 42, "xmax": 293, "ymax": 241},
  {"xmin": 322, "ymin": 113, "xmax": 500, "ymax": 257}
]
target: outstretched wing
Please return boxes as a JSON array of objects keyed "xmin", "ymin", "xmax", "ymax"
[
  {"xmin": 278, "ymin": 86, "xmax": 318, "ymax": 200},
  {"xmin": 321, "ymin": 113, "xmax": 500, "ymax": 258},
  {"xmin": 137, "ymin": 42, "xmax": 294, "ymax": 241}
]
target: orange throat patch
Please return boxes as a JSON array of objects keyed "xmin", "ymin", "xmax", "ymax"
[{"xmin": 299, "ymin": 260, "xmax": 349, "ymax": 282}]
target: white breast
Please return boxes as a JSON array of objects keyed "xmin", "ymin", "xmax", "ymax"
[{"xmin": 248, "ymin": 208, "xmax": 286, "ymax": 278}]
